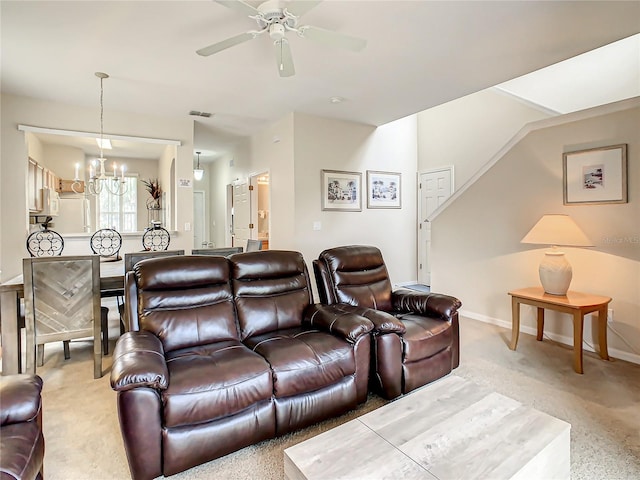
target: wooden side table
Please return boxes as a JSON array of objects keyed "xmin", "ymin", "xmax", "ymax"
[{"xmin": 508, "ymin": 287, "xmax": 611, "ymax": 374}]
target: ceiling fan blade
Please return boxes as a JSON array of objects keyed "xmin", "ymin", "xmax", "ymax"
[
  {"xmin": 196, "ymin": 31, "xmax": 257, "ymax": 56},
  {"xmin": 285, "ymin": 0, "xmax": 323, "ymax": 17},
  {"xmin": 215, "ymin": 0, "xmax": 259, "ymax": 17},
  {"xmin": 298, "ymin": 25, "xmax": 367, "ymax": 52},
  {"xmin": 274, "ymin": 39, "xmax": 295, "ymax": 77}
]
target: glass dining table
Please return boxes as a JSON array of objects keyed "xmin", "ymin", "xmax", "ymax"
[{"xmin": 0, "ymin": 259, "xmax": 124, "ymax": 375}]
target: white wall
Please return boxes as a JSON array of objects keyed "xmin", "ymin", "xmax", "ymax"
[
  {"xmin": 204, "ymin": 112, "xmax": 419, "ymax": 286},
  {"xmin": 431, "ymin": 104, "xmax": 640, "ymax": 362},
  {"xmin": 417, "ymin": 89, "xmax": 553, "ymax": 187},
  {"xmin": 0, "ymin": 93, "xmax": 194, "ymax": 281},
  {"xmin": 292, "ymin": 113, "xmax": 418, "ymax": 285}
]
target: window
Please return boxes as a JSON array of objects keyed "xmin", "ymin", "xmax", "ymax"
[{"xmin": 97, "ymin": 176, "xmax": 138, "ymax": 232}]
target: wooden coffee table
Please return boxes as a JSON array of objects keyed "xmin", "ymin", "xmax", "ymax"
[{"xmin": 284, "ymin": 375, "xmax": 570, "ymax": 479}]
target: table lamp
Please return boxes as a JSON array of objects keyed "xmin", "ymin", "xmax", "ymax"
[{"xmin": 521, "ymin": 214, "xmax": 593, "ymax": 295}]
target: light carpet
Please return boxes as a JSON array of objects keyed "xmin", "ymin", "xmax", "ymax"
[{"xmin": 12, "ymin": 313, "xmax": 640, "ymax": 479}]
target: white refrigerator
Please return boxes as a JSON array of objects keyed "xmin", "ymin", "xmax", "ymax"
[{"xmin": 55, "ymin": 195, "xmax": 91, "ymax": 233}]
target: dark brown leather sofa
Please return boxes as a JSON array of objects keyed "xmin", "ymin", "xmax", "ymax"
[
  {"xmin": 110, "ymin": 251, "xmax": 373, "ymax": 480},
  {"xmin": 314, "ymin": 245, "xmax": 462, "ymax": 400},
  {"xmin": 0, "ymin": 374, "xmax": 45, "ymax": 480}
]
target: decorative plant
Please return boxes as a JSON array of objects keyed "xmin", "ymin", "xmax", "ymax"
[
  {"xmin": 141, "ymin": 178, "xmax": 161, "ymax": 209},
  {"xmin": 141, "ymin": 179, "xmax": 161, "ymax": 199}
]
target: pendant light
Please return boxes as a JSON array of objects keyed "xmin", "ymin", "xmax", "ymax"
[{"xmin": 194, "ymin": 151, "xmax": 204, "ymax": 181}]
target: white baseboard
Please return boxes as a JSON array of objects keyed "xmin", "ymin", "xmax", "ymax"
[{"xmin": 460, "ymin": 309, "xmax": 640, "ymax": 366}]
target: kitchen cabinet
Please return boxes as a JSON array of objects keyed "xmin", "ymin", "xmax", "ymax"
[
  {"xmin": 35, "ymin": 164, "xmax": 44, "ymax": 211},
  {"xmin": 28, "ymin": 159, "xmax": 61, "ymax": 212},
  {"xmin": 28, "ymin": 158, "xmax": 38, "ymax": 211}
]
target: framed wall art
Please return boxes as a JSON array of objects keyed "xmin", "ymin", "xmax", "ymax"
[
  {"xmin": 321, "ymin": 169, "xmax": 362, "ymax": 211},
  {"xmin": 563, "ymin": 144, "xmax": 627, "ymax": 205},
  {"xmin": 367, "ymin": 170, "xmax": 401, "ymax": 209}
]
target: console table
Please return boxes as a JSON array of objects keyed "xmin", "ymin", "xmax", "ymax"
[{"xmin": 508, "ymin": 287, "xmax": 611, "ymax": 374}]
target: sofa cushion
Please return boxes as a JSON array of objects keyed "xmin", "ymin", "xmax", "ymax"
[
  {"xmin": 231, "ymin": 251, "xmax": 313, "ymax": 340},
  {"xmin": 163, "ymin": 340, "xmax": 273, "ymax": 428},
  {"xmin": 244, "ymin": 327, "xmax": 356, "ymax": 398},
  {"xmin": 134, "ymin": 256, "xmax": 239, "ymax": 353},
  {"xmin": 402, "ymin": 315, "xmax": 453, "ymax": 362}
]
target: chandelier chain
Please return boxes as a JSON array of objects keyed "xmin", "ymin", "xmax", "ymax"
[
  {"xmin": 72, "ymin": 72, "xmax": 128, "ymax": 196},
  {"xmin": 99, "ymin": 75, "xmax": 104, "ymax": 159}
]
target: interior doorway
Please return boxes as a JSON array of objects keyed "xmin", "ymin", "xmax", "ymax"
[
  {"xmin": 231, "ymin": 179, "xmax": 250, "ymax": 249},
  {"xmin": 227, "ymin": 173, "xmax": 270, "ymax": 252},
  {"xmin": 250, "ymin": 172, "xmax": 270, "ymax": 250},
  {"xmin": 418, "ymin": 167, "xmax": 454, "ymax": 285}
]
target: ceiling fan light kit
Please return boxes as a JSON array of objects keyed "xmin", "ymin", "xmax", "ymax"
[{"xmin": 197, "ymin": 0, "xmax": 367, "ymax": 77}]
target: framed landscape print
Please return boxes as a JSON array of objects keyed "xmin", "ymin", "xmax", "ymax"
[
  {"xmin": 563, "ymin": 144, "xmax": 627, "ymax": 205},
  {"xmin": 321, "ymin": 169, "xmax": 362, "ymax": 211},
  {"xmin": 367, "ymin": 170, "xmax": 401, "ymax": 209}
]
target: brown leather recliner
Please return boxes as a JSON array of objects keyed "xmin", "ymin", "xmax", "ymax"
[
  {"xmin": 0, "ymin": 374, "xmax": 45, "ymax": 480},
  {"xmin": 111, "ymin": 252, "xmax": 373, "ymax": 480},
  {"xmin": 314, "ymin": 245, "xmax": 462, "ymax": 400}
]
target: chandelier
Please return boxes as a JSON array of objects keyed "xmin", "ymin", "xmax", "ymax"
[{"xmin": 72, "ymin": 72, "xmax": 128, "ymax": 196}]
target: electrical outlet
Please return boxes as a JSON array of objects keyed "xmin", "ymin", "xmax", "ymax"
[{"xmin": 607, "ymin": 308, "xmax": 614, "ymax": 323}]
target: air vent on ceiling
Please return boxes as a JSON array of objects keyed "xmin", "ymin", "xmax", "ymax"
[{"xmin": 189, "ymin": 110, "xmax": 213, "ymax": 118}]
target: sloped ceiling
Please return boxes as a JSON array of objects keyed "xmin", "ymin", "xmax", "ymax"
[{"xmin": 496, "ymin": 34, "xmax": 640, "ymax": 114}]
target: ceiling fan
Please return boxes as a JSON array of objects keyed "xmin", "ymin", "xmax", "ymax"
[{"xmin": 196, "ymin": 0, "xmax": 367, "ymax": 77}]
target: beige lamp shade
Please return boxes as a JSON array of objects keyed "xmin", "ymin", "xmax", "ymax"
[
  {"xmin": 521, "ymin": 215, "xmax": 593, "ymax": 296},
  {"xmin": 521, "ymin": 214, "xmax": 593, "ymax": 247}
]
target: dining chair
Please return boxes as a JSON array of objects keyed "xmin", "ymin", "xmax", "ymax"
[
  {"xmin": 26, "ymin": 228, "xmax": 64, "ymax": 257},
  {"xmin": 191, "ymin": 247, "xmax": 243, "ymax": 257},
  {"xmin": 246, "ymin": 239, "xmax": 263, "ymax": 252},
  {"xmin": 124, "ymin": 249, "xmax": 185, "ymax": 272},
  {"xmin": 25, "ymin": 225, "xmax": 91, "ymax": 362},
  {"xmin": 89, "ymin": 228, "xmax": 124, "ymax": 350},
  {"xmin": 142, "ymin": 226, "xmax": 171, "ymax": 251},
  {"xmin": 23, "ymin": 255, "xmax": 103, "ymax": 379},
  {"xmin": 90, "ymin": 228, "xmax": 122, "ymax": 261}
]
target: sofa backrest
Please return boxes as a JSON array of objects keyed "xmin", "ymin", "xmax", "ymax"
[
  {"xmin": 315, "ymin": 245, "xmax": 393, "ymax": 311},
  {"xmin": 230, "ymin": 250, "xmax": 313, "ymax": 341},
  {"xmin": 130, "ymin": 255, "xmax": 238, "ymax": 353}
]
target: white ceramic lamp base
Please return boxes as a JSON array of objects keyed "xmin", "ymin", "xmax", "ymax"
[{"xmin": 539, "ymin": 250, "xmax": 572, "ymax": 296}]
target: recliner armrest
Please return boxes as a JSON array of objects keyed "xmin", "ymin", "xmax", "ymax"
[
  {"xmin": 304, "ymin": 304, "xmax": 374, "ymax": 343},
  {"xmin": 110, "ymin": 331, "xmax": 169, "ymax": 392},
  {"xmin": 392, "ymin": 289, "xmax": 462, "ymax": 320},
  {"xmin": 0, "ymin": 375, "xmax": 43, "ymax": 426}
]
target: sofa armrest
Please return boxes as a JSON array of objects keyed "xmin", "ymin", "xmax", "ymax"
[
  {"xmin": 392, "ymin": 289, "xmax": 462, "ymax": 320},
  {"xmin": 359, "ymin": 307, "xmax": 406, "ymax": 335},
  {"xmin": 110, "ymin": 331, "xmax": 169, "ymax": 392},
  {"xmin": 0, "ymin": 375, "xmax": 43, "ymax": 426},
  {"xmin": 304, "ymin": 304, "xmax": 374, "ymax": 343}
]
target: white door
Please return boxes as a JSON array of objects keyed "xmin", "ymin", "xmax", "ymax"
[
  {"xmin": 232, "ymin": 179, "xmax": 251, "ymax": 250},
  {"xmin": 418, "ymin": 167, "xmax": 453, "ymax": 285},
  {"xmin": 193, "ymin": 190, "xmax": 206, "ymax": 248}
]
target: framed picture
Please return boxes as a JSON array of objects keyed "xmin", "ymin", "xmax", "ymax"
[
  {"xmin": 321, "ymin": 169, "xmax": 362, "ymax": 211},
  {"xmin": 367, "ymin": 170, "xmax": 401, "ymax": 209},
  {"xmin": 563, "ymin": 144, "xmax": 627, "ymax": 205}
]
